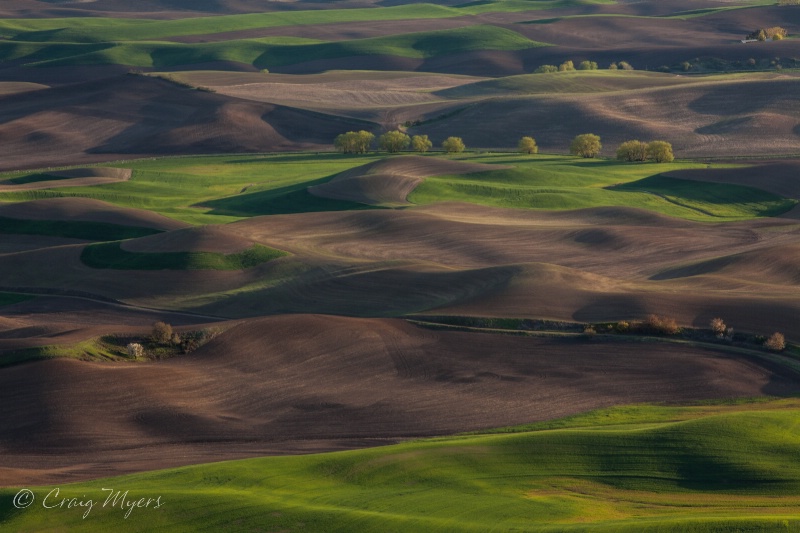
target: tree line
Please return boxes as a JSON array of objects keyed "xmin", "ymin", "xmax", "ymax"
[
  {"xmin": 535, "ymin": 60, "xmax": 634, "ymax": 73},
  {"xmin": 334, "ymin": 131, "xmax": 673, "ymax": 162},
  {"xmin": 334, "ymin": 131, "xmax": 464, "ymax": 154}
]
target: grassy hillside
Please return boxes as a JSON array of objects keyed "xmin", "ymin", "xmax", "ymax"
[
  {"xmin": 0, "ymin": 154, "xmax": 794, "ymax": 226},
  {"xmin": 408, "ymin": 156, "xmax": 797, "ymax": 221},
  {"xmin": 0, "ymin": 1, "xmax": 616, "ymax": 43},
  {"xmin": 3, "ymin": 399, "xmax": 799, "ymax": 531},
  {"xmin": 0, "ymin": 26, "xmax": 548, "ymax": 69},
  {"xmin": 0, "ymin": 5, "xmax": 462, "ymax": 42},
  {"xmin": 437, "ymin": 70, "xmax": 712, "ymax": 98},
  {"xmin": 0, "ymin": 154, "xmax": 382, "ymax": 225}
]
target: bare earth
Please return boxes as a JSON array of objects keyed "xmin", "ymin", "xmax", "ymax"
[{"xmin": 1, "ymin": 314, "xmax": 797, "ymax": 486}]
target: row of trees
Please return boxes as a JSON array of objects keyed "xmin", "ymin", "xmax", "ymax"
[
  {"xmin": 334, "ymin": 131, "xmax": 466, "ymax": 154},
  {"xmin": 568, "ymin": 134, "xmax": 674, "ymax": 162},
  {"xmin": 616, "ymin": 140, "xmax": 674, "ymax": 163},
  {"xmin": 745, "ymin": 26, "xmax": 788, "ymax": 41},
  {"xmin": 334, "ymin": 131, "xmax": 673, "ymax": 161},
  {"xmin": 535, "ymin": 60, "xmax": 633, "ymax": 73}
]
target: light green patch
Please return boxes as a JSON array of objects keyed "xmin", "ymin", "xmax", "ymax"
[
  {"xmin": 6, "ymin": 26, "xmax": 548, "ymax": 69},
  {"xmin": 408, "ymin": 156, "xmax": 796, "ymax": 221},
  {"xmin": 0, "ymin": 154, "xmax": 382, "ymax": 225}
]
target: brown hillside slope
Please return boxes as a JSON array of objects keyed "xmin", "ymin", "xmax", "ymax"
[
  {"xmin": 2, "ymin": 200, "xmax": 799, "ymax": 333},
  {"xmin": 1, "ymin": 314, "xmax": 797, "ymax": 485},
  {"xmin": 0, "ymin": 74, "xmax": 377, "ymax": 171},
  {"xmin": 412, "ymin": 78, "xmax": 800, "ymax": 156},
  {"xmin": 0, "ymin": 197, "xmax": 189, "ymax": 231}
]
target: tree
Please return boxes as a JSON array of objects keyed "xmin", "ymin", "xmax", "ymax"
[
  {"xmin": 641, "ymin": 314, "xmax": 679, "ymax": 335},
  {"xmin": 535, "ymin": 64, "xmax": 558, "ymax": 73},
  {"xmin": 757, "ymin": 29, "xmax": 767, "ymax": 41},
  {"xmin": 334, "ymin": 130, "xmax": 374, "ymax": 154},
  {"xmin": 378, "ymin": 131, "xmax": 410, "ymax": 153},
  {"xmin": 578, "ymin": 60, "xmax": 598, "ymax": 70},
  {"xmin": 442, "ymin": 137, "xmax": 465, "ymax": 153},
  {"xmin": 764, "ymin": 332, "xmax": 786, "ymax": 351},
  {"xmin": 618, "ymin": 61, "xmax": 634, "ymax": 70},
  {"xmin": 570, "ymin": 134, "xmax": 602, "ymax": 158},
  {"xmin": 126, "ymin": 343, "xmax": 144, "ymax": 358},
  {"xmin": 411, "ymin": 134, "xmax": 433, "ymax": 153},
  {"xmin": 152, "ymin": 321, "xmax": 173, "ymax": 344},
  {"xmin": 559, "ymin": 60, "xmax": 575, "ymax": 72},
  {"xmin": 518, "ymin": 136, "xmax": 538, "ymax": 154},
  {"xmin": 608, "ymin": 62, "xmax": 618, "ymax": 70},
  {"xmin": 773, "ymin": 32, "xmax": 784, "ymax": 40},
  {"xmin": 616, "ymin": 140, "xmax": 647, "ymax": 162},
  {"xmin": 646, "ymin": 140, "xmax": 674, "ymax": 163},
  {"xmin": 710, "ymin": 317, "xmax": 726, "ymax": 338}
]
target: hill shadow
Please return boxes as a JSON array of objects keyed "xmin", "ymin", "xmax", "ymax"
[{"xmin": 199, "ymin": 177, "xmax": 381, "ymax": 217}]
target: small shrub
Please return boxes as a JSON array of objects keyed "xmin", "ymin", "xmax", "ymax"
[
  {"xmin": 126, "ymin": 343, "xmax": 144, "ymax": 358},
  {"xmin": 615, "ymin": 320, "xmax": 630, "ymax": 333},
  {"xmin": 764, "ymin": 332, "xmax": 786, "ymax": 352},
  {"xmin": 583, "ymin": 325, "xmax": 597, "ymax": 336},
  {"xmin": 577, "ymin": 60, "xmax": 598, "ymax": 70},
  {"xmin": 724, "ymin": 327, "xmax": 735, "ymax": 342},
  {"xmin": 170, "ymin": 332, "xmax": 182, "ymax": 345},
  {"xmin": 642, "ymin": 314, "xmax": 679, "ymax": 335},
  {"xmin": 559, "ymin": 60, "xmax": 575, "ymax": 72},
  {"xmin": 618, "ymin": 61, "xmax": 634, "ymax": 71},
  {"xmin": 710, "ymin": 317, "xmax": 726, "ymax": 338},
  {"xmin": 608, "ymin": 62, "xmax": 618, "ymax": 70},
  {"xmin": 152, "ymin": 321, "xmax": 173, "ymax": 344},
  {"xmin": 616, "ymin": 140, "xmax": 647, "ymax": 162},
  {"xmin": 535, "ymin": 64, "xmax": 558, "ymax": 73},
  {"xmin": 180, "ymin": 328, "xmax": 222, "ymax": 354}
]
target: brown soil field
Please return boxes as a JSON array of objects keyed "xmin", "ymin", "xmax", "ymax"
[
  {"xmin": 0, "ymin": 296, "xmax": 218, "ymax": 354},
  {"xmin": 1, "ymin": 313, "xmax": 797, "ymax": 485},
  {"xmin": 203, "ymin": 202, "xmax": 800, "ymax": 335},
  {"xmin": 0, "ymin": 197, "xmax": 189, "ymax": 230},
  {"xmin": 412, "ymin": 77, "xmax": 800, "ymax": 156},
  {"xmin": 120, "ymin": 225, "xmax": 254, "ymax": 253},
  {"xmin": 0, "ymin": 74, "xmax": 378, "ymax": 171},
  {"xmin": 309, "ymin": 155, "xmax": 504, "ymax": 205},
  {"xmin": 2, "ymin": 197, "xmax": 799, "ymax": 334},
  {"xmin": 0, "ymin": 82, "xmax": 48, "ymax": 96},
  {"xmin": 197, "ymin": 75, "xmax": 472, "ymax": 109}
]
